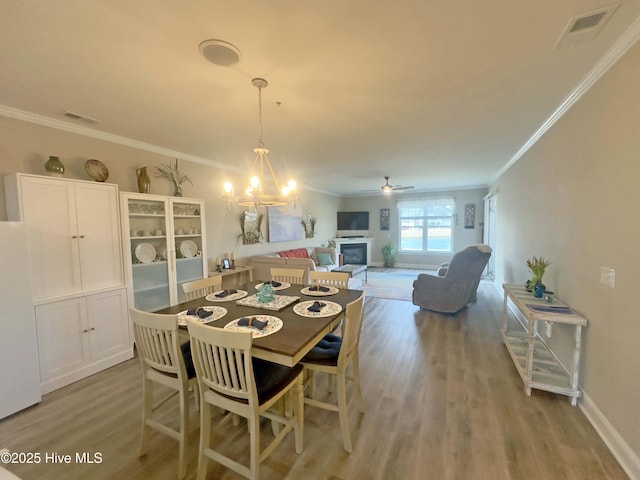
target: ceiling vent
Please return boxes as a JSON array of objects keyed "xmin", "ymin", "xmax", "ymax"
[
  {"xmin": 64, "ymin": 111, "xmax": 99, "ymax": 124},
  {"xmin": 556, "ymin": 4, "xmax": 619, "ymax": 49}
]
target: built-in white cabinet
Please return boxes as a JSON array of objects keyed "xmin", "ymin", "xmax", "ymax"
[
  {"xmin": 4, "ymin": 173, "xmax": 132, "ymax": 394},
  {"xmin": 4, "ymin": 174, "xmax": 122, "ymax": 299},
  {"xmin": 120, "ymin": 192, "xmax": 207, "ymax": 312},
  {"xmin": 35, "ymin": 289, "xmax": 130, "ymax": 394}
]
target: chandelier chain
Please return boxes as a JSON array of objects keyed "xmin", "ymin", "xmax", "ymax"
[{"xmin": 257, "ymin": 84, "xmax": 264, "ymax": 148}]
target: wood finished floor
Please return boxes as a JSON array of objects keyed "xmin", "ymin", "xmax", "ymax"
[{"xmin": 0, "ymin": 284, "xmax": 628, "ymax": 480}]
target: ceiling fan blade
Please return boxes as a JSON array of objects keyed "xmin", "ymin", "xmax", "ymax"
[{"xmin": 393, "ymin": 186, "xmax": 414, "ymax": 191}]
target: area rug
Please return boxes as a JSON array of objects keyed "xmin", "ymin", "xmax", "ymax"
[{"xmin": 364, "ymin": 268, "xmax": 436, "ymax": 302}]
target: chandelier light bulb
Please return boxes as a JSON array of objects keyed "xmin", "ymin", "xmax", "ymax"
[
  {"xmin": 250, "ymin": 176, "xmax": 260, "ymax": 188},
  {"xmin": 223, "ymin": 182, "xmax": 233, "ymax": 194},
  {"xmin": 288, "ymin": 179, "xmax": 297, "ymax": 192},
  {"xmin": 281, "ymin": 186, "xmax": 290, "ymax": 196}
]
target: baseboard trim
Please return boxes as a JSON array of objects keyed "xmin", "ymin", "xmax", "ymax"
[{"xmin": 580, "ymin": 393, "xmax": 640, "ymax": 480}]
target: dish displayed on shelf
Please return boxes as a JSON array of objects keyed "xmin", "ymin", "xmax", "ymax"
[
  {"xmin": 224, "ymin": 315, "xmax": 283, "ymax": 338},
  {"xmin": 205, "ymin": 290, "xmax": 248, "ymax": 302},
  {"xmin": 84, "ymin": 159, "xmax": 109, "ymax": 182},
  {"xmin": 179, "ymin": 240, "xmax": 197, "ymax": 258},
  {"xmin": 177, "ymin": 306, "xmax": 227, "ymax": 326},
  {"xmin": 293, "ymin": 300, "xmax": 343, "ymax": 318},
  {"xmin": 255, "ymin": 281, "xmax": 291, "ymax": 291},
  {"xmin": 134, "ymin": 242, "xmax": 156, "ymax": 264},
  {"xmin": 301, "ymin": 286, "xmax": 339, "ymax": 296},
  {"xmin": 160, "ymin": 247, "xmax": 168, "ymax": 260}
]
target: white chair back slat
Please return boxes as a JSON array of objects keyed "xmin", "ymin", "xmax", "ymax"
[
  {"xmin": 182, "ymin": 275, "xmax": 223, "ymax": 301},
  {"xmin": 309, "ymin": 271, "xmax": 350, "ymax": 289},
  {"xmin": 271, "ymin": 267, "xmax": 305, "ymax": 285},
  {"xmin": 187, "ymin": 323, "xmax": 253, "ymax": 402}
]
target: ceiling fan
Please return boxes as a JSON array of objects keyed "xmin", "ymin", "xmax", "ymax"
[{"xmin": 363, "ymin": 176, "xmax": 414, "ymax": 193}]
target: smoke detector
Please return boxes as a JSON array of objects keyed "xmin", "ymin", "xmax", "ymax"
[{"xmin": 556, "ymin": 4, "xmax": 619, "ymax": 49}]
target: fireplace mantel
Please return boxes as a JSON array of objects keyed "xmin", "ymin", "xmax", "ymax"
[{"xmin": 332, "ymin": 237, "xmax": 374, "ymax": 265}]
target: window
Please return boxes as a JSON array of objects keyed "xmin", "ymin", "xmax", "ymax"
[{"xmin": 398, "ymin": 197, "xmax": 455, "ymax": 253}]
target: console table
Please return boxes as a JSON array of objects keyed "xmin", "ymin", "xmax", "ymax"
[
  {"xmin": 502, "ymin": 284, "xmax": 587, "ymax": 406},
  {"xmin": 209, "ymin": 265, "xmax": 254, "ymax": 288}
]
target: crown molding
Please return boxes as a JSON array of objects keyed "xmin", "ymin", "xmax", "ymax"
[
  {"xmin": 0, "ymin": 104, "xmax": 243, "ymax": 173},
  {"xmin": 495, "ymin": 14, "xmax": 640, "ymax": 181}
]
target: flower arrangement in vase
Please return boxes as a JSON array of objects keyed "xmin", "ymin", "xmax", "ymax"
[{"xmin": 526, "ymin": 256, "xmax": 551, "ymax": 296}]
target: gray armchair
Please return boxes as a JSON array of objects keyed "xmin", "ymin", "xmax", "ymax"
[{"xmin": 412, "ymin": 245, "xmax": 492, "ymax": 313}]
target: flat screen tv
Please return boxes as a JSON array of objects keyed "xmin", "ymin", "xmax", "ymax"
[{"xmin": 337, "ymin": 211, "xmax": 369, "ymax": 230}]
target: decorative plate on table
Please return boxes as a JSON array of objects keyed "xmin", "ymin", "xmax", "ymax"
[
  {"xmin": 84, "ymin": 159, "xmax": 109, "ymax": 182},
  {"xmin": 255, "ymin": 281, "xmax": 290, "ymax": 291},
  {"xmin": 293, "ymin": 300, "xmax": 343, "ymax": 318},
  {"xmin": 177, "ymin": 306, "xmax": 227, "ymax": 326},
  {"xmin": 134, "ymin": 243, "xmax": 156, "ymax": 264},
  {"xmin": 301, "ymin": 286, "xmax": 339, "ymax": 297},
  {"xmin": 205, "ymin": 290, "xmax": 248, "ymax": 302},
  {"xmin": 179, "ymin": 240, "xmax": 197, "ymax": 258},
  {"xmin": 224, "ymin": 315, "xmax": 283, "ymax": 338}
]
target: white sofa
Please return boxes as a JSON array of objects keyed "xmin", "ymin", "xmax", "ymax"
[{"xmin": 248, "ymin": 247, "xmax": 339, "ymax": 285}]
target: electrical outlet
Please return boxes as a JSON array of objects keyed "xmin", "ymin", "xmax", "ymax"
[{"xmin": 600, "ymin": 267, "xmax": 615, "ymax": 288}]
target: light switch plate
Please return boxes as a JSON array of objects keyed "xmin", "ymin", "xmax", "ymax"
[{"xmin": 600, "ymin": 267, "xmax": 615, "ymax": 287}]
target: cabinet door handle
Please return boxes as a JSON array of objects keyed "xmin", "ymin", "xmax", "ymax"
[
  {"xmin": 90, "ymin": 327, "xmax": 95, "ymax": 331},
  {"xmin": 82, "ymin": 329, "xmax": 89, "ymax": 333},
  {"xmin": 79, "ymin": 235, "xmax": 85, "ymax": 239},
  {"xmin": 72, "ymin": 235, "xmax": 78, "ymax": 239}
]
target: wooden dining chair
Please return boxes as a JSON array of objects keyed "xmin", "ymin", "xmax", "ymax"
[
  {"xmin": 130, "ymin": 307, "xmax": 198, "ymax": 479},
  {"xmin": 302, "ymin": 291, "xmax": 366, "ymax": 453},
  {"xmin": 182, "ymin": 275, "xmax": 222, "ymax": 301},
  {"xmin": 309, "ymin": 270, "xmax": 350, "ymax": 289},
  {"xmin": 186, "ymin": 319, "xmax": 304, "ymax": 480},
  {"xmin": 270, "ymin": 267, "xmax": 305, "ymax": 285}
]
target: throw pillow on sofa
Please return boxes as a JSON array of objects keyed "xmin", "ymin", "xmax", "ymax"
[
  {"xmin": 317, "ymin": 252, "xmax": 333, "ymax": 266},
  {"xmin": 278, "ymin": 248, "xmax": 309, "ymax": 259}
]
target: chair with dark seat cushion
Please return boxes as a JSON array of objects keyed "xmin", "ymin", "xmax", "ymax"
[
  {"xmin": 302, "ymin": 291, "xmax": 366, "ymax": 453},
  {"xmin": 412, "ymin": 244, "xmax": 491, "ymax": 313},
  {"xmin": 186, "ymin": 319, "xmax": 304, "ymax": 480},
  {"xmin": 131, "ymin": 308, "xmax": 198, "ymax": 479}
]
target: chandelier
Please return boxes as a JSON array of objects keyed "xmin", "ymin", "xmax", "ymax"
[{"xmin": 223, "ymin": 78, "xmax": 297, "ymax": 208}]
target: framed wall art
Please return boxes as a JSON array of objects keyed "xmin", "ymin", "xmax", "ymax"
[
  {"xmin": 268, "ymin": 205, "xmax": 303, "ymax": 242},
  {"xmin": 464, "ymin": 203, "xmax": 475, "ymax": 229},
  {"xmin": 380, "ymin": 208, "xmax": 390, "ymax": 230}
]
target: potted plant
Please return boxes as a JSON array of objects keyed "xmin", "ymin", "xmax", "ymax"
[
  {"xmin": 382, "ymin": 242, "xmax": 397, "ymax": 268},
  {"xmin": 526, "ymin": 256, "xmax": 551, "ymax": 295}
]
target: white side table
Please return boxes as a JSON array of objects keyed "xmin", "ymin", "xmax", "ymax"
[{"xmin": 502, "ymin": 284, "xmax": 587, "ymax": 406}]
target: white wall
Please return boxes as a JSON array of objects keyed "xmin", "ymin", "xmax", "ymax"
[
  {"xmin": 340, "ymin": 188, "xmax": 487, "ymax": 267},
  {"xmin": 0, "ymin": 115, "xmax": 341, "ymax": 270},
  {"xmin": 492, "ymin": 40, "xmax": 640, "ymax": 477}
]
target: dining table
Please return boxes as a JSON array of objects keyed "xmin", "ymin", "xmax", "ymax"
[{"xmin": 156, "ymin": 281, "xmax": 363, "ymax": 367}]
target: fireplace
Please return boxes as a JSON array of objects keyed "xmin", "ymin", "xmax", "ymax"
[{"xmin": 340, "ymin": 243, "xmax": 367, "ymax": 265}]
